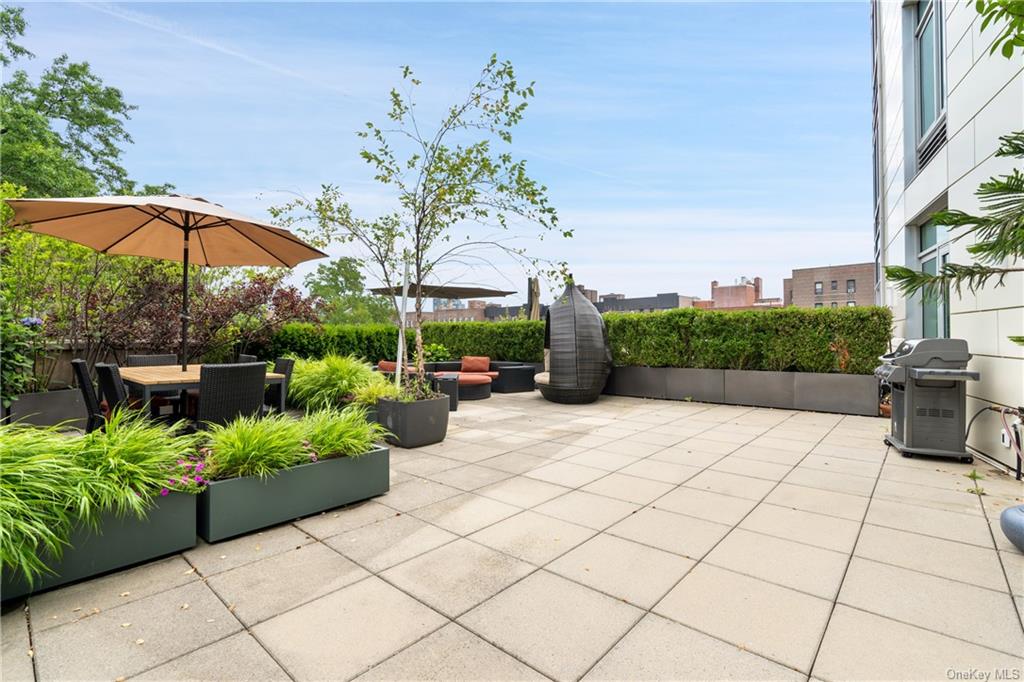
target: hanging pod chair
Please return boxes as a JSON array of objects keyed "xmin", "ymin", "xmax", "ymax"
[{"xmin": 535, "ymin": 282, "xmax": 612, "ymax": 404}]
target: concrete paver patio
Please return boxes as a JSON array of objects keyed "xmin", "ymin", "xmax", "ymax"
[{"xmin": 3, "ymin": 393, "xmax": 1022, "ymax": 681}]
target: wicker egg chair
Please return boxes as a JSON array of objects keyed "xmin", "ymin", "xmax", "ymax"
[{"xmin": 535, "ymin": 282, "xmax": 612, "ymax": 404}]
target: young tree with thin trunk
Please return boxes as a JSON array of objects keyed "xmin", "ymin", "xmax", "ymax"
[{"xmin": 274, "ymin": 55, "xmax": 571, "ymax": 374}]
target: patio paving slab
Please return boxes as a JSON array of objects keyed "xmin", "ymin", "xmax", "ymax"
[
  {"xmin": 565, "ymin": 448, "xmax": 640, "ymax": 472},
  {"xmin": 813, "ymin": 605, "xmax": 1023, "ymax": 682},
  {"xmin": 547, "ymin": 533, "xmax": 695, "ymax": 608},
  {"xmin": 380, "ymin": 538, "xmax": 534, "ymax": 617},
  {"xmin": 617, "ymin": 458, "xmax": 702, "ymax": 484},
  {"xmin": 683, "ymin": 469, "xmax": 777, "ymax": 501},
  {"xmin": 134, "ymin": 632, "xmax": 290, "ymax": 681},
  {"xmin": 533, "ymin": 490, "xmax": 641, "ymax": 530},
  {"xmin": 838, "ymin": 556, "xmax": 1024, "ymax": 655},
  {"xmin": 854, "ymin": 523, "xmax": 1009, "ymax": 591},
  {"xmin": 205, "ymin": 543, "xmax": 368, "ymax": 626},
  {"xmin": 27, "ymin": 555, "xmax": 197, "ymax": 632},
  {"xmin": 865, "ymin": 498, "xmax": 993, "ymax": 546},
  {"xmin": 783, "ymin": 467, "xmax": 877, "ymax": 496},
  {"xmin": 291, "ymin": 500, "xmax": 396, "ymax": 539},
  {"xmin": 738, "ymin": 503, "xmax": 861, "ymax": 553},
  {"xmin": 607, "ymin": 507, "xmax": 731, "ymax": 559},
  {"xmin": 324, "ymin": 513, "xmax": 457, "ymax": 572},
  {"xmin": 410, "ymin": 492, "xmax": 520, "ymax": 535},
  {"xmin": 1, "ymin": 608, "xmax": 33, "ymax": 682},
  {"xmin": 526, "ymin": 460, "xmax": 608, "ymax": 487},
  {"xmin": 459, "ymin": 570, "xmax": 642, "ymax": 682},
  {"xmin": 424, "ymin": 463, "xmax": 515, "ymax": 491},
  {"xmin": 651, "ymin": 486, "xmax": 759, "ymax": 525},
  {"xmin": 475, "ymin": 475, "xmax": 570, "ymax": 508},
  {"xmin": 32, "ymin": 581, "xmax": 240, "ymax": 681},
  {"xmin": 763, "ymin": 482, "xmax": 869, "ymax": 521},
  {"xmin": 581, "ymin": 472, "xmax": 675, "ymax": 505},
  {"xmin": 654, "ymin": 563, "xmax": 832, "ymax": 673},
  {"xmin": 469, "ymin": 510, "xmax": 596, "ymax": 566},
  {"xmin": 379, "ymin": 477, "xmax": 463, "ymax": 512},
  {"xmin": 355, "ymin": 622, "xmax": 547, "ymax": 681},
  {"xmin": 711, "ymin": 455, "xmax": 792, "ymax": 481},
  {"xmin": 476, "ymin": 450, "xmax": 551, "ymax": 474},
  {"xmin": 584, "ymin": 614, "xmax": 804, "ymax": 681},
  {"xmin": 704, "ymin": 528, "xmax": 849, "ymax": 600},
  {"xmin": 252, "ymin": 576, "xmax": 446, "ymax": 681},
  {"xmin": 184, "ymin": 524, "xmax": 315, "ymax": 576}
]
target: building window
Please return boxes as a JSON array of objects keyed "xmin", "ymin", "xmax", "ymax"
[
  {"xmin": 831, "ymin": 302, "xmax": 838, "ymax": 309},
  {"xmin": 814, "ymin": 281, "xmax": 823, "ymax": 295},
  {"xmin": 914, "ymin": 0, "xmax": 946, "ymax": 168},
  {"xmin": 918, "ymin": 219, "xmax": 950, "ymax": 338},
  {"xmin": 846, "ymin": 279, "xmax": 856, "ymax": 294},
  {"xmin": 830, "ymin": 280, "xmax": 838, "ymax": 291},
  {"xmin": 847, "ymin": 301, "xmax": 856, "ymax": 307},
  {"xmin": 814, "ymin": 303, "xmax": 823, "ymax": 309}
]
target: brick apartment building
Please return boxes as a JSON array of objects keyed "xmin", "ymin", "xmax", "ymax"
[
  {"xmin": 691, "ymin": 277, "xmax": 783, "ymax": 311},
  {"xmin": 782, "ymin": 262, "xmax": 874, "ymax": 308}
]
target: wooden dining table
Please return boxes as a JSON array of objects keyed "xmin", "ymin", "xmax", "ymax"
[{"xmin": 119, "ymin": 364, "xmax": 288, "ymax": 414}]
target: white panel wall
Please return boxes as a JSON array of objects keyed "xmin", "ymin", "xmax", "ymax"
[{"xmin": 874, "ymin": 0, "xmax": 1024, "ymax": 468}]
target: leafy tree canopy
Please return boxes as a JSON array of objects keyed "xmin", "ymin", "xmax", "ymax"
[{"xmin": 304, "ymin": 257, "xmax": 393, "ymax": 325}]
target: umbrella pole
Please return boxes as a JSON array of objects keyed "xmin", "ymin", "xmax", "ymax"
[{"xmin": 180, "ymin": 215, "xmax": 191, "ymax": 372}]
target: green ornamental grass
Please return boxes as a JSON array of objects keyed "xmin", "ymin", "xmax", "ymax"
[
  {"xmin": 203, "ymin": 413, "xmax": 307, "ymax": 480},
  {"xmin": 303, "ymin": 406, "xmax": 389, "ymax": 459},
  {"xmin": 288, "ymin": 354, "xmax": 377, "ymax": 409},
  {"xmin": 350, "ymin": 372, "xmax": 401, "ymax": 406}
]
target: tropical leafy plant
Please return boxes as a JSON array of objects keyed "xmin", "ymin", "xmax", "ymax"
[
  {"xmin": 422, "ymin": 343, "xmax": 451, "ymax": 362},
  {"xmin": 288, "ymin": 355, "xmax": 376, "ymax": 409},
  {"xmin": 303, "ymin": 406, "xmax": 389, "ymax": 459},
  {"xmin": 202, "ymin": 413, "xmax": 307, "ymax": 480}
]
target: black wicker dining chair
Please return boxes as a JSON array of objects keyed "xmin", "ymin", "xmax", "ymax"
[
  {"xmin": 264, "ymin": 357, "xmax": 294, "ymax": 414},
  {"xmin": 195, "ymin": 362, "xmax": 267, "ymax": 427},
  {"xmin": 71, "ymin": 359, "xmax": 104, "ymax": 433},
  {"xmin": 238, "ymin": 353, "xmax": 258, "ymax": 363},
  {"xmin": 95, "ymin": 363, "xmax": 131, "ymax": 412},
  {"xmin": 125, "ymin": 353, "xmax": 182, "ymax": 416}
]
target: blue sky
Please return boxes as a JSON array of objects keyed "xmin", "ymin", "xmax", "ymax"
[{"xmin": 18, "ymin": 1, "xmax": 874, "ymax": 304}]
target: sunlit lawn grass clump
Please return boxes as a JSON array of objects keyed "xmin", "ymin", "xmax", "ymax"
[{"xmin": 288, "ymin": 355, "xmax": 377, "ymax": 410}]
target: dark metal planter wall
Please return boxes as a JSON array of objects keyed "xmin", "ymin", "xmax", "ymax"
[
  {"xmin": 1, "ymin": 492, "xmax": 197, "ymax": 601},
  {"xmin": 604, "ymin": 367, "xmax": 879, "ymax": 416},
  {"xmin": 198, "ymin": 447, "xmax": 390, "ymax": 543},
  {"xmin": 4, "ymin": 389, "xmax": 85, "ymax": 429}
]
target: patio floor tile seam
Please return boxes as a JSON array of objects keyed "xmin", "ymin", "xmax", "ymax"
[
  {"xmin": 843, "ymin": 552, "xmax": 1020, "ymax": 600},
  {"xmin": 807, "ymin": 440, "xmax": 889, "ymax": 678},
  {"xmin": 16, "ymin": 604, "xmax": 40, "ymax": 682},
  {"xmin": 573, "ymin": 408, "xmax": 844, "ymax": 680},
  {"xmin": 979, "ymin": 494, "xmax": 1024, "ymax": 632}
]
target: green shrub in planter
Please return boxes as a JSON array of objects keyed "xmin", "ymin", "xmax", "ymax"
[
  {"xmin": 288, "ymin": 355, "xmax": 377, "ymax": 409},
  {"xmin": 351, "ymin": 373, "xmax": 401, "ymax": 408},
  {"xmin": 0, "ymin": 410, "xmax": 202, "ymax": 585}
]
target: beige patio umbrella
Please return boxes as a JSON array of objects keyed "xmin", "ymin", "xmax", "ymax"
[{"xmin": 5, "ymin": 195, "xmax": 327, "ymax": 370}]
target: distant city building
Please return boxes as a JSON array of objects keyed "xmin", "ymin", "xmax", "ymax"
[
  {"xmin": 595, "ymin": 292, "xmax": 701, "ymax": 313},
  {"xmin": 432, "ymin": 298, "xmax": 466, "ymax": 311},
  {"xmin": 575, "ymin": 285, "xmax": 598, "ymax": 303},
  {"xmin": 782, "ymin": 262, "xmax": 875, "ymax": 308},
  {"xmin": 698, "ymin": 277, "xmax": 782, "ymax": 310}
]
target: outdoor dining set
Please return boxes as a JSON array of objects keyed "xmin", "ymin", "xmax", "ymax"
[{"xmin": 71, "ymin": 354, "xmax": 294, "ymax": 433}]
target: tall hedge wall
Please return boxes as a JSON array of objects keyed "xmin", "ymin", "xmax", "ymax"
[
  {"xmin": 605, "ymin": 307, "xmax": 891, "ymax": 375},
  {"xmin": 265, "ymin": 306, "xmax": 891, "ymax": 375}
]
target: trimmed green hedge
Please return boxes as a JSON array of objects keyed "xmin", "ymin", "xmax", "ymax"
[
  {"xmin": 265, "ymin": 320, "xmax": 545, "ymax": 363},
  {"xmin": 265, "ymin": 306, "xmax": 891, "ymax": 375},
  {"xmin": 605, "ymin": 307, "xmax": 891, "ymax": 375}
]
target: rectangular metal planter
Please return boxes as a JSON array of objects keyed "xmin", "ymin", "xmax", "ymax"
[
  {"xmin": 665, "ymin": 368, "xmax": 725, "ymax": 403},
  {"xmin": 197, "ymin": 446, "xmax": 389, "ymax": 542},
  {"xmin": 4, "ymin": 388, "xmax": 85, "ymax": 429},
  {"xmin": 723, "ymin": 370, "xmax": 795, "ymax": 409},
  {"xmin": 377, "ymin": 397, "xmax": 449, "ymax": 449},
  {"xmin": 794, "ymin": 373, "xmax": 879, "ymax": 416},
  {"xmin": 1, "ymin": 492, "xmax": 197, "ymax": 601},
  {"xmin": 605, "ymin": 366, "xmax": 667, "ymax": 399}
]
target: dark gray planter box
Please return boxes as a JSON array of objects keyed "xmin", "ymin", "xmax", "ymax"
[
  {"xmin": 5, "ymin": 389, "xmax": 85, "ymax": 429},
  {"xmin": 377, "ymin": 397, "xmax": 449, "ymax": 449},
  {"xmin": 198, "ymin": 446, "xmax": 389, "ymax": 542},
  {"xmin": 1, "ymin": 492, "xmax": 197, "ymax": 601},
  {"xmin": 665, "ymin": 368, "xmax": 725, "ymax": 403},
  {"xmin": 606, "ymin": 366, "xmax": 667, "ymax": 399},
  {"xmin": 723, "ymin": 370, "xmax": 795, "ymax": 409},
  {"xmin": 795, "ymin": 373, "xmax": 879, "ymax": 416}
]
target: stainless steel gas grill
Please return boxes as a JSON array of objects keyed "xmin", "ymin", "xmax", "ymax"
[{"xmin": 875, "ymin": 339, "xmax": 980, "ymax": 463}]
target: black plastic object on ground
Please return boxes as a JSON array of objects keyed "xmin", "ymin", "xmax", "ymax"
[{"xmin": 537, "ymin": 282, "xmax": 611, "ymax": 404}]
